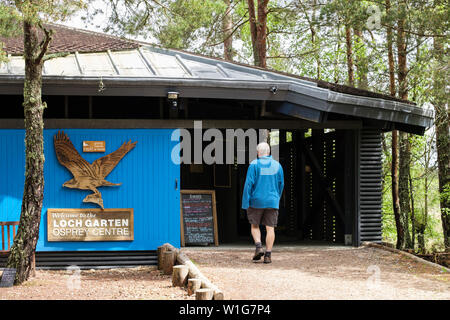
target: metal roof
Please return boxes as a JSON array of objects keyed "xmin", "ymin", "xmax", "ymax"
[{"xmin": 0, "ymin": 45, "xmax": 434, "ymax": 132}]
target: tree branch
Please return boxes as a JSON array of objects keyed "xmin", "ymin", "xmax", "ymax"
[
  {"xmin": 35, "ymin": 24, "xmax": 53, "ymax": 64},
  {"xmin": 381, "ymin": 23, "xmax": 447, "ymax": 38},
  {"xmin": 207, "ymin": 18, "xmax": 249, "ymax": 47},
  {"xmin": 42, "ymin": 52, "xmax": 70, "ymax": 62}
]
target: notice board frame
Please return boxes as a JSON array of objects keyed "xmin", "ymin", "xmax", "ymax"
[{"xmin": 180, "ymin": 189, "xmax": 218, "ymax": 247}]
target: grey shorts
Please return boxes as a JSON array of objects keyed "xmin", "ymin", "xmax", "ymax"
[{"xmin": 247, "ymin": 207, "xmax": 278, "ymax": 227}]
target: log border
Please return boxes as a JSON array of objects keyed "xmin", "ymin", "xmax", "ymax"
[
  {"xmin": 361, "ymin": 241, "xmax": 450, "ymax": 273},
  {"xmin": 157, "ymin": 243, "xmax": 224, "ymax": 300}
]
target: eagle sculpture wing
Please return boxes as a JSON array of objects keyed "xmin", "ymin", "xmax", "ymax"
[
  {"xmin": 92, "ymin": 140, "xmax": 137, "ymax": 179},
  {"xmin": 54, "ymin": 131, "xmax": 96, "ymax": 179}
]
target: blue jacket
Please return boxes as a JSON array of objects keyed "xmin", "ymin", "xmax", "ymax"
[{"xmin": 241, "ymin": 156, "xmax": 284, "ymax": 210}]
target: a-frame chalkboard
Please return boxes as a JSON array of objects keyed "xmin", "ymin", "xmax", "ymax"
[{"xmin": 180, "ymin": 190, "xmax": 218, "ymax": 247}]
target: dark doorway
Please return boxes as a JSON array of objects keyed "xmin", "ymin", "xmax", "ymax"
[{"xmin": 180, "ymin": 128, "xmax": 308, "ymax": 245}]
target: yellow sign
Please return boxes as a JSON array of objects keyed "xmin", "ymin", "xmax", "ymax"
[
  {"xmin": 47, "ymin": 209, "xmax": 134, "ymax": 242},
  {"xmin": 82, "ymin": 141, "xmax": 106, "ymax": 152}
]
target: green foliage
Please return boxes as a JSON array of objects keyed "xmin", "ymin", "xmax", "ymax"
[
  {"xmin": 0, "ymin": 3, "xmax": 21, "ymax": 62},
  {"xmin": 382, "ymin": 130, "xmax": 445, "ymax": 252},
  {"xmin": 0, "ymin": 0, "xmax": 86, "ymax": 60},
  {"xmin": 1, "ymin": 0, "xmax": 447, "ymax": 252}
]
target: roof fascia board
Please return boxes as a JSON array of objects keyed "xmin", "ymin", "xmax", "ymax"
[
  {"xmin": 0, "ymin": 75, "xmax": 433, "ymax": 130},
  {"xmin": 327, "ymin": 91, "xmax": 433, "ymax": 118},
  {"xmin": 0, "ymin": 118, "xmax": 363, "ymax": 130}
]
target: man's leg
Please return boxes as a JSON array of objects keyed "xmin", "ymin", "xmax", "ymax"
[
  {"xmin": 247, "ymin": 208, "xmax": 264, "ymax": 261},
  {"xmin": 250, "ymin": 224, "xmax": 264, "ymax": 261},
  {"xmin": 264, "ymin": 226, "xmax": 275, "ymax": 263},
  {"xmin": 250, "ymin": 224, "xmax": 261, "ymax": 244},
  {"xmin": 265, "ymin": 226, "xmax": 275, "ymax": 252}
]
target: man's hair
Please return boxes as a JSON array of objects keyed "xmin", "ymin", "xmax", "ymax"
[{"xmin": 256, "ymin": 142, "xmax": 270, "ymax": 157}]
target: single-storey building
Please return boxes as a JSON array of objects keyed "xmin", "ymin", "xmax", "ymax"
[{"xmin": 0, "ymin": 25, "xmax": 433, "ymax": 268}]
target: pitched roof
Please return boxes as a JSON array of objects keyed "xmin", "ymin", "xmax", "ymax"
[
  {"xmin": 0, "ymin": 23, "xmax": 416, "ymax": 106},
  {"xmin": 0, "ymin": 24, "xmax": 433, "ymax": 132},
  {"xmin": 0, "ymin": 24, "xmax": 140, "ymax": 55}
]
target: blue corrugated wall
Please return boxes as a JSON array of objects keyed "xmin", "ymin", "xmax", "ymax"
[{"xmin": 0, "ymin": 129, "xmax": 180, "ymax": 251}]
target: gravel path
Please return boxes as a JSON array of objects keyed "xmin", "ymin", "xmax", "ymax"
[
  {"xmin": 183, "ymin": 245, "xmax": 450, "ymax": 300},
  {"xmin": 1, "ymin": 245, "xmax": 449, "ymax": 300}
]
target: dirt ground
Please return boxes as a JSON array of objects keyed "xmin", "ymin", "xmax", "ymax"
[
  {"xmin": 183, "ymin": 245, "xmax": 450, "ymax": 300},
  {"xmin": 1, "ymin": 245, "xmax": 449, "ymax": 300},
  {"xmin": 0, "ymin": 266, "xmax": 194, "ymax": 300}
]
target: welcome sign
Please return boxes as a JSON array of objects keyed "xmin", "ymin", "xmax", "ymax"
[{"xmin": 47, "ymin": 209, "xmax": 134, "ymax": 241}]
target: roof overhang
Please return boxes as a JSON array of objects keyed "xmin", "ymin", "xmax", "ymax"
[{"xmin": 0, "ymin": 46, "xmax": 434, "ymax": 134}]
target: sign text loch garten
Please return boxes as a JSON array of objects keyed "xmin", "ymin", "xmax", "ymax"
[{"xmin": 47, "ymin": 209, "xmax": 134, "ymax": 241}]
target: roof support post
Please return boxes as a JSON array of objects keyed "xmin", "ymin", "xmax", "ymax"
[
  {"xmin": 342, "ymin": 129, "xmax": 359, "ymax": 246},
  {"xmin": 297, "ymin": 130, "xmax": 307, "ymax": 239}
]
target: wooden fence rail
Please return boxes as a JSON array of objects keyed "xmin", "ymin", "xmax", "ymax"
[{"xmin": 0, "ymin": 221, "xmax": 19, "ymax": 254}]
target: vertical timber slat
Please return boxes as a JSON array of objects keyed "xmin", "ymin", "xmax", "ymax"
[
  {"xmin": 358, "ymin": 129, "xmax": 383, "ymax": 244},
  {"xmin": 7, "ymin": 225, "xmax": 11, "ymax": 250}
]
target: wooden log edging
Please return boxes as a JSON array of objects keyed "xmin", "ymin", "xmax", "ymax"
[
  {"xmin": 196, "ymin": 288, "xmax": 214, "ymax": 300},
  {"xmin": 187, "ymin": 278, "xmax": 202, "ymax": 296},
  {"xmin": 172, "ymin": 265, "xmax": 189, "ymax": 287},
  {"xmin": 158, "ymin": 243, "xmax": 224, "ymax": 300},
  {"xmin": 162, "ymin": 250, "xmax": 176, "ymax": 275},
  {"xmin": 361, "ymin": 241, "xmax": 450, "ymax": 273}
]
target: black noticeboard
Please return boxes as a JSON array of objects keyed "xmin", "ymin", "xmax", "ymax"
[
  {"xmin": 180, "ymin": 190, "xmax": 218, "ymax": 247},
  {"xmin": 0, "ymin": 268, "xmax": 16, "ymax": 287}
]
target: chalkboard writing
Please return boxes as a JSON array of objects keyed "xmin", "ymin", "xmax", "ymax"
[
  {"xmin": 180, "ymin": 190, "xmax": 218, "ymax": 246},
  {"xmin": 0, "ymin": 268, "xmax": 16, "ymax": 287}
]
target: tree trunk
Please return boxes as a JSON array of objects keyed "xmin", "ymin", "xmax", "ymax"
[
  {"xmin": 409, "ymin": 169, "xmax": 415, "ymax": 249},
  {"xmin": 417, "ymin": 174, "xmax": 429, "ymax": 253},
  {"xmin": 223, "ymin": 0, "xmax": 233, "ymax": 61},
  {"xmin": 247, "ymin": 0, "xmax": 269, "ymax": 68},
  {"xmin": 391, "ymin": 130, "xmax": 404, "ymax": 249},
  {"xmin": 386, "ymin": 0, "xmax": 403, "ymax": 249},
  {"xmin": 417, "ymin": 138, "xmax": 431, "ymax": 254},
  {"xmin": 386, "ymin": 0, "xmax": 396, "ymax": 98},
  {"xmin": 344, "ymin": 25, "xmax": 354, "ymax": 86},
  {"xmin": 396, "ymin": 9, "xmax": 408, "ymax": 101},
  {"xmin": 399, "ymin": 132, "xmax": 412, "ymax": 249},
  {"xmin": 433, "ymin": 37, "xmax": 450, "ymax": 251},
  {"xmin": 6, "ymin": 20, "xmax": 48, "ymax": 284},
  {"xmin": 311, "ymin": 0, "xmax": 320, "ymax": 79},
  {"xmin": 396, "ymin": 1, "xmax": 412, "ymax": 249},
  {"xmin": 354, "ymin": 28, "xmax": 368, "ymax": 90}
]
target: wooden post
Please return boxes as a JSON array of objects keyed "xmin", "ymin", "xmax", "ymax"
[
  {"xmin": 213, "ymin": 290, "xmax": 224, "ymax": 300},
  {"xmin": 172, "ymin": 265, "xmax": 189, "ymax": 287},
  {"xmin": 162, "ymin": 250, "xmax": 176, "ymax": 275},
  {"xmin": 196, "ymin": 288, "xmax": 214, "ymax": 300},
  {"xmin": 187, "ymin": 278, "xmax": 202, "ymax": 296},
  {"xmin": 157, "ymin": 245, "xmax": 168, "ymax": 270}
]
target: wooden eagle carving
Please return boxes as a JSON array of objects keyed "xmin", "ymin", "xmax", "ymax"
[{"xmin": 54, "ymin": 131, "xmax": 137, "ymax": 209}]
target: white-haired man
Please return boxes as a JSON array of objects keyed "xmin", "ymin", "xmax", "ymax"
[{"xmin": 242, "ymin": 142, "xmax": 284, "ymax": 263}]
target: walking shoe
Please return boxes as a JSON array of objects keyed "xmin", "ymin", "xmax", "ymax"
[
  {"xmin": 252, "ymin": 247, "xmax": 264, "ymax": 261},
  {"xmin": 264, "ymin": 253, "xmax": 272, "ymax": 264}
]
